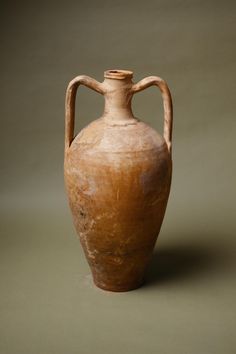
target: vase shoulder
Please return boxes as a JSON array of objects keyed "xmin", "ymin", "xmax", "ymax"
[{"xmin": 70, "ymin": 117, "xmax": 168, "ymax": 155}]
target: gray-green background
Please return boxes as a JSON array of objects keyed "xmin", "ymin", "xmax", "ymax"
[{"xmin": 1, "ymin": 0, "xmax": 235, "ymax": 353}]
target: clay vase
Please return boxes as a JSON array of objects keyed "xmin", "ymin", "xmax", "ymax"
[{"xmin": 64, "ymin": 69, "xmax": 173, "ymax": 292}]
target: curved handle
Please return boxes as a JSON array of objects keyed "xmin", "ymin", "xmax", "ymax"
[
  {"xmin": 132, "ymin": 76, "xmax": 173, "ymax": 154},
  {"xmin": 65, "ymin": 75, "xmax": 105, "ymax": 150}
]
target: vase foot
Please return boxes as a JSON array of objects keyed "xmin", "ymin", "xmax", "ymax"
[{"xmin": 93, "ymin": 278, "xmax": 145, "ymax": 292}]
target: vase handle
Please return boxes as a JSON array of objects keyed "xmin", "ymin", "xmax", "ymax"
[
  {"xmin": 65, "ymin": 75, "xmax": 105, "ymax": 150},
  {"xmin": 132, "ymin": 76, "xmax": 173, "ymax": 154}
]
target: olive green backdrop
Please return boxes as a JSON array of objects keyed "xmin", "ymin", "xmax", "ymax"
[{"xmin": 1, "ymin": 0, "xmax": 235, "ymax": 353}]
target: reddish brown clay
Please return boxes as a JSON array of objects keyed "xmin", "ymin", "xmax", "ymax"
[{"xmin": 64, "ymin": 69, "xmax": 173, "ymax": 292}]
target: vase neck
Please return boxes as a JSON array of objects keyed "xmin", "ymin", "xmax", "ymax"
[{"xmin": 102, "ymin": 70, "xmax": 135, "ymax": 123}]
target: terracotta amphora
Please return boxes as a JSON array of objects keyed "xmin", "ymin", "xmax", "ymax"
[{"xmin": 64, "ymin": 69, "xmax": 173, "ymax": 292}]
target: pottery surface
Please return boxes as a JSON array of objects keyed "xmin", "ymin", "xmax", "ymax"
[{"xmin": 64, "ymin": 69, "xmax": 173, "ymax": 291}]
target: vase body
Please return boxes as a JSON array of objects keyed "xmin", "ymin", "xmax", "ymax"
[{"xmin": 64, "ymin": 69, "xmax": 173, "ymax": 291}]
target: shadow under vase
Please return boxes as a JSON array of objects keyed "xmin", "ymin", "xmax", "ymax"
[{"xmin": 144, "ymin": 237, "xmax": 230, "ymax": 288}]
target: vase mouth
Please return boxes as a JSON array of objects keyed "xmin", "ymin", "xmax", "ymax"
[{"xmin": 104, "ymin": 69, "xmax": 133, "ymax": 80}]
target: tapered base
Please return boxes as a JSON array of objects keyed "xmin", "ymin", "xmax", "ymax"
[{"xmin": 93, "ymin": 277, "xmax": 145, "ymax": 292}]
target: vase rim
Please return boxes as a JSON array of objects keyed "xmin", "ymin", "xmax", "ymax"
[{"xmin": 104, "ymin": 69, "xmax": 133, "ymax": 80}]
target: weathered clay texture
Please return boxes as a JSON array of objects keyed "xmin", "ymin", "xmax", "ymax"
[{"xmin": 64, "ymin": 69, "xmax": 173, "ymax": 292}]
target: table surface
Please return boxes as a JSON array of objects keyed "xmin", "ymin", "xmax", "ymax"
[{"xmin": 1, "ymin": 199, "xmax": 235, "ymax": 354}]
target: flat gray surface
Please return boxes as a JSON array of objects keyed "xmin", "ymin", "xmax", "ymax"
[{"xmin": 1, "ymin": 0, "xmax": 236, "ymax": 353}]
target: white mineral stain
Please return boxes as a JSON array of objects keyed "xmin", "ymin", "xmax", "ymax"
[
  {"xmin": 79, "ymin": 219, "xmax": 97, "ymax": 259},
  {"xmin": 84, "ymin": 181, "xmax": 96, "ymax": 196}
]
